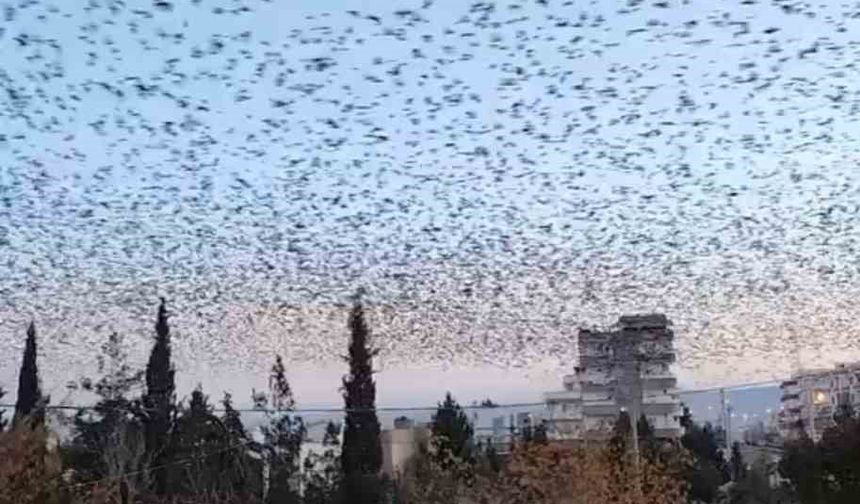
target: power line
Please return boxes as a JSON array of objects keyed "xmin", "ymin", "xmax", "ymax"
[
  {"xmin": 0, "ymin": 401, "xmax": 547, "ymax": 415},
  {"xmin": 0, "ymin": 378, "xmax": 784, "ymax": 415}
]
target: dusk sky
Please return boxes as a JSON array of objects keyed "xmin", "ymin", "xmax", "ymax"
[{"xmin": 2, "ymin": 0, "xmax": 860, "ymax": 410}]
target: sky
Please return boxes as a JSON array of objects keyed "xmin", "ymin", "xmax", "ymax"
[{"xmin": 2, "ymin": 0, "xmax": 860, "ymax": 411}]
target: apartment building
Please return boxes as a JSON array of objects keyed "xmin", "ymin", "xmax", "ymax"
[
  {"xmin": 544, "ymin": 314, "xmax": 681, "ymax": 440},
  {"xmin": 779, "ymin": 363, "xmax": 860, "ymax": 442}
]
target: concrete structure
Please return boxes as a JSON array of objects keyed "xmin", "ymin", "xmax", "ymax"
[
  {"xmin": 380, "ymin": 419, "xmax": 430, "ymax": 478},
  {"xmin": 544, "ymin": 314, "xmax": 681, "ymax": 441},
  {"xmin": 779, "ymin": 363, "xmax": 860, "ymax": 442}
]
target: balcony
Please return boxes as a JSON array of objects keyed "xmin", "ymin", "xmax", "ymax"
[
  {"xmin": 582, "ymin": 402, "xmax": 621, "ymax": 417},
  {"xmin": 641, "ymin": 376, "xmax": 678, "ymax": 390},
  {"xmin": 545, "ymin": 390, "xmax": 583, "ymax": 404},
  {"xmin": 641, "ymin": 402, "xmax": 679, "ymax": 416}
]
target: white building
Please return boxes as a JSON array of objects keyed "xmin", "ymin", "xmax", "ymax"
[
  {"xmin": 779, "ymin": 363, "xmax": 860, "ymax": 442},
  {"xmin": 544, "ymin": 314, "xmax": 682, "ymax": 441},
  {"xmin": 380, "ymin": 417, "xmax": 430, "ymax": 477}
]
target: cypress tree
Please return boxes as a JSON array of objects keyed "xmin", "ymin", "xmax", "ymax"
[
  {"xmin": 142, "ymin": 298, "xmax": 176, "ymax": 496},
  {"xmin": 14, "ymin": 321, "xmax": 44, "ymax": 428},
  {"xmin": 340, "ymin": 298, "xmax": 382, "ymax": 504}
]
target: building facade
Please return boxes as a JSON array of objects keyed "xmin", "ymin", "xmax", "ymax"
[
  {"xmin": 779, "ymin": 363, "xmax": 860, "ymax": 442},
  {"xmin": 544, "ymin": 314, "xmax": 681, "ymax": 440},
  {"xmin": 380, "ymin": 418, "xmax": 430, "ymax": 477}
]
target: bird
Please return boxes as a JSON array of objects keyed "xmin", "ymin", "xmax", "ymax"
[{"xmin": 0, "ymin": 0, "xmax": 858, "ymax": 390}]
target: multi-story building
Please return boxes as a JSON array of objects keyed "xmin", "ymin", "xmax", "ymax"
[
  {"xmin": 779, "ymin": 363, "xmax": 860, "ymax": 442},
  {"xmin": 544, "ymin": 314, "xmax": 682, "ymax": 440}
]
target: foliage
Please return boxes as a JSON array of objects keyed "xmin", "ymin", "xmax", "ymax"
[
  {"xmin": 256, "ymin": 355, "xmax": 305, "ymax": 504},
  {"xmin": 66, "ymin": 331, "xmax": 146, "ymax": 494},
  {"xmin": 730, "ymin": 442, "xmax": 746, "ymax": 482},
  {"xmin": 303, "ymin": 421, "xmax": 342, "ymax": 504},
  {"xmin": 0, "ymin": 426, "xmax": 63, "ymax": 504},
  {"xmin": 14, "ymin": 322, "xmax": 45, "ymax": 429},
  {"xmin": 341, "ymin": 299, "xmax": 382, "ymax": 504},
  {"xmin": 142, "ymin": 298, "xmax": 177, "ymax": 496},
  {"xmin": 679, "ymin": 406, "xmax": 730, "ymax": 503},
  {"xmin": 728, "ymin": 454, "xmax": 791, "ymax": 504},
  {"xmin": 219, "ymin": 392, "xmax": 255, "ymax": 497},
  {"xmin": 397, "ymin": 441, "xmax": 687, "ymax": 504},
  {"xmin": 780, "ymin": 406, "xmax": 860, "ymax": 504},
  {"xmin": 172, "ymin": 386, "xmax": 227, "ymax": 495},
  {"xmin": 430, "ymin": 392, "xmax": 475, "ymax": 471}
]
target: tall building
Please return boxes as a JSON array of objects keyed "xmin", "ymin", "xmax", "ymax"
[
  {"xmin": 779, "ymin": 363, "xmax": 860, "ymax": 442},
  {"xmin": 544, "ymin": 314, "xmax": 681, "ymax": 440}
]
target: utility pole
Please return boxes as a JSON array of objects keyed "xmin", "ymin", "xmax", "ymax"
[{"xmin": 720, "ymin": 388, "xmax": 731, "ymax": 454}]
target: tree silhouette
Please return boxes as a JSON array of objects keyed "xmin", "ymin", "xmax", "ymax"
[
  {"xmin": 730, "ymin": 442, "xmax": 745, "ymax": 482},
  {"xmin": 173, "ymin": 385, "xmax": 224, "ymax": 495},
  {"xmin": 341, "ymin": 298, "xmax": 382, "ymax": 504},
  {"xmin": 0, "ymin": 386, "xmax": 7, "ymax": 432},
  {"xmin": 680, "ymin": 406, "xmax": 731, "ymax": 503},
  {"xmin": 257, "ymin": 355, "xmax": 305, "ymax": 504},
  {"xmin": 141, "ymin": 298, "xmax": 176, "ymax": 496},
  {"xmin": 14, "ymin": 321, "xmax": 44, "ymax": 428},
  {"xmin": 304, "ymin": 421, "xmax": 342, "ymax": 504},
  {"xmin": 220, "ymin": 392, "xmax": 252, "ymax": 495},
  {"xmin": 431, "ymin": 392, "xmax": 475, "ymax": 468},
  {"xmin": 68, "ymin": 332, "xmax": 144, "ymax": 486}
]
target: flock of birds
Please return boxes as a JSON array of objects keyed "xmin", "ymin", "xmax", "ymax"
[{"xmin": 1, "ymin": 0, "xmax": 860, "ymax": 389}]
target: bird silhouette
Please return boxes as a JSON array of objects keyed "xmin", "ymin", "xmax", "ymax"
[{"xmin": 0, "ymin": 0, "xmax": 858, "ymax": 386}]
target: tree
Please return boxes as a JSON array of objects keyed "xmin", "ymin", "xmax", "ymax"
[
  {"xmin": 66, "ymin": 331, "xmax": 146, "ymax": 498},
  {"xmin": 815, "ymin": 405, "xmax": 860, "ymax": 503},
  {"xmin": 680, "ymin": 406, "xmax": 730, "ymax": 503},
  {"xmin": 0, "ymin": 387, "xmax": 7, "ymax": 432},
  {"xmin": 610, "ymin": 411, "xmax": 632, "ymax": 459},
  {"xmin": 257, "ymin": 355, "xmax": 305, "ymax": 504},
  {"xmin": 141, "ymin": 298, "xmax": 176, "ymax": 496},
  {"xmin": 14, "ymin": 322, "xmax": 44, "ymax": 428},
  {"xmin": 430, "ymin": 392, "xmax": 474, "ymax": 468},
  {"xmin": 637, "ymin": 414, "xmax": 659, "ymax": 458},
  {"xmin": 340, "ymin": 298, "xmax": 382, "ymax": 504},
  {"xmin": 172, "ymin": 385, "xmax": 226, "ymax": 495},
  {"xmin": 220, "ymin": 392, "xmax": 253, "ymax": 496},
  {"xmin": 730, "ymin": 452, "xmax": 793, "ymax": 504},
  {"xmin": 303, "ymin": 421, "xmax": 342, "ymax": 504},
  {"xmin": 730, "ymin": 442, "xmax": 746, "ymax": 482}
]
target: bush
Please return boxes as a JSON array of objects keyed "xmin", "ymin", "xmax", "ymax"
[
  {"xmin": 397, "ymin": 441, "xmax": 687, "ymax": 504},
  {"xmin": 0, "ymin": 425, "xmax": 64, "ymax": 504}
]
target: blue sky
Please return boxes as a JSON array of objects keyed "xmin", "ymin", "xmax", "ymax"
[{"xmin": 2, "ymin": 0, "xmax": 860, "ymax": 407}]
